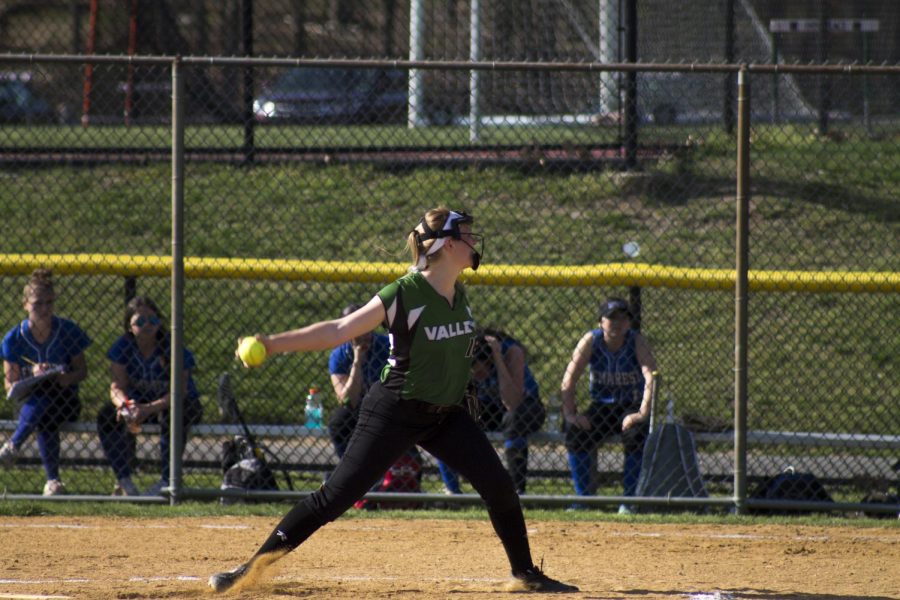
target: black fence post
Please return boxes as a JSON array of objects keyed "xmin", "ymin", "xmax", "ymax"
[
  {"xmin": 124, "ymin": 276, "xmax": 136, "ymax": 304},
  {"xmin": 122, "ymin": 276, "xmax": 137, "ymax": 354},
  {"xmin": 241, "ymin": 0, "xmax": 255, "ymax": 164},
  {"xmin": 629, "ymin": 285, "xmax": 642, "ymax": 332},
  {"xmin": 723, "ymin": 0, "xmax": 735, "ymax": 134},
  {"xmin": 623, "ymin": 0, "xmax": 638, "ymax": 170},
  {"xmin": 817, "ymin": 0, "xmax": 830, "ymax": 136}
]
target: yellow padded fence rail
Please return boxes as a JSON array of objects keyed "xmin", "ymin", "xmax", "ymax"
[{"xmin": 0, "ymin": 253, "xmax": 897, "ymax": 293}]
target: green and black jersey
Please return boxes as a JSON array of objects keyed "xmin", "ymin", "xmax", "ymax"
[{"xmin": 377, "ymin": 271, "xmax": 476, "ymax": 406}]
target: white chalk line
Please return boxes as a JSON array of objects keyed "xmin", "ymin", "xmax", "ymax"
[
  {"xmin": 0, "ymin": 594, "xmax": 72, "ymax": 600},
  {"xmin": 2, "ymin": 573, "xmax": 505, "ymax": 586},
  {"xmin": 0, "ymin": 523, "xmax": 90, "ymax": 530},
  {"xmin": 127, "ymin": 576, "xmax": 202, "ymax": 583},
  {"xmin": 602, "ymin": 530, "xmax": 899, "ymax": 543},
  {"xmin": 0, "ymin": 580, "xmax": 88, "ymax": 584},
  {"xmin": 0, "ymin": 522, "xmax": 250, "ymax": 531}
]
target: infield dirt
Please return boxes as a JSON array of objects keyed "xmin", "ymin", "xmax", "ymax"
[{"xmin": 0, "ymin": 516, "xmax": 896, "ymax": 599}]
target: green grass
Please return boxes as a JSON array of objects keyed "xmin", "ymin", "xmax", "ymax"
[
  {"xmin": 1, "ymin": 498, "xmax": 897, "ymax": 528},
  {"xmin": 0, "ymin": 122, "xmax": 624, "ymax": 149},
  {"xmin": 0, "ymin": 121, "xmax": 897, "ymax": 463}
]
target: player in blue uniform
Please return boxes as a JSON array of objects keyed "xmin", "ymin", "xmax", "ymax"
[
  {"xmin": 96, "ymin": 296, "xmax": 202, "ymax": 496},
  {"xmin": 439, "ymin": 328, "xmax": 545, "ymax": 495},
  {"xmin": 560, "ymin": 298, "xmax": 657, "ymax": 512},
  {"xmin": 1, "ymin": 269, "xmax": 91, "ymax": 495}
]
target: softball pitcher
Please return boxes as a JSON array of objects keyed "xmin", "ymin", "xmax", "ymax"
[{"xmin": 209, "ymin": 207, "xmax": 577, "ymax": 594}]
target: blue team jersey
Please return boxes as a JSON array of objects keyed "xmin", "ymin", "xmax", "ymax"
[
  {"xmin": 107, "ymin": 334, "xmax": 200, "ymax": 406},
  {"xmin": 328, "ymin": 333, "xmax": 390, "ymax": 396},
  {"xmin": 588, "ymin": 328, "xmax": 644, "ymax": 406},
  {"xmin": 1, "ymin": 316, "xmax": 91, "ymax": 401},
  {"xmin": 475, "ymin": 337, "xmax": 540, "ymax": 408}
]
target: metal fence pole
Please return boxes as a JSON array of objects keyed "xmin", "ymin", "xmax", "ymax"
[
  {"xmin": 733, "ymin": 67, "xmax": 750, "ymax": 515},
  {"xmin": 169, "ymin": 57, "xmax": 186, "ymax": 506},
  {"xmin": 408, "ymin": 0, "xmax": 425, "ymax": 128},
  {"xmin": 468, "ymin": 0, "xmax": 481, "ymax": 143}
]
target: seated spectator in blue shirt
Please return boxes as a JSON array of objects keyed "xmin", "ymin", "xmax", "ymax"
[
  {"xmin": 560, "ymin": 297, "xmax": 657, "ymax": 513},
  {"xmin": 1, "ymin": 269, "xmax": 91, "ymax": 496},
  {"xmin": 96, "ymin": 296, "xmax": 202, "ymax": 496},
  {"xmin": 439, "ymin": 328, "xmax": 545, "ymax": 495},
  {"xmin": 328, "ymin": 303, "xmax": 423, "ymax": 500},
  {"xmin": 327, "ymin": 303, "xmax": 391, "ymax": 458}
]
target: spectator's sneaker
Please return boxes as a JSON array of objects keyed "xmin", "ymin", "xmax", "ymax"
[
  {"xmin": 618, "ymin": 503, "xmax": 636, "ymax": 515},
  {"xmin": 42, "ymin": 479, "xmax": 65, "ymax": 496},
  {"xmin": 113, "ymin": 478, "xmax": 140, "ymax": 496},
  {"xmin": 508, "ymin": 566, "xmax": 579, "ymax": 593},
  {"xmin": 144, "ymin": 479, "xmax": 168, "ymax": 496},
  {"xmin": 208, "ymin": 563, "xmax": 249, "ymax": 593},
  {"xmin": 0, "ymin": 440, "xmax": 18, "ymax": 466}
]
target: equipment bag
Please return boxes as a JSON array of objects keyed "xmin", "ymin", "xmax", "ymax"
[
  {"xmin": 750, "ymin": 467, "xmax": 833, "ymax": 515},
  {"xmin": 354, "ymin": 449, "xmax": 423, "ymax": 510},
  {"xmin": 220, "ymin": 436, "xmax": 278, "ymax": 504}
]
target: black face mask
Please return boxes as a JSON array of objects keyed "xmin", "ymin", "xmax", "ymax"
[
  {"xmin": 461, "ymin": 239, "xmax": 482, "ymax": 271},
  {"xmin": 413, "ymin": 211, "xmax": 483, "ymax": 270}
]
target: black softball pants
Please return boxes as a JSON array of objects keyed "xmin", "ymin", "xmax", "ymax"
[{"xmin": 253, "ymin": 382, "xmax": 532, "ymax": 573}]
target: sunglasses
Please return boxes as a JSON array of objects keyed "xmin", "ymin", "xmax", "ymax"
[
  {"xmin": 604, "ymin": 310, "xmax": 630, "ymax": 320},
  {"xmin": 132, "ymin": 315, "xmax": 161, "ymax": 328}
]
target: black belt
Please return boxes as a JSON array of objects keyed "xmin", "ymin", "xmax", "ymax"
[{"xmin": 399, "ymin": 398, "xmax": 463, "ymax": 414}]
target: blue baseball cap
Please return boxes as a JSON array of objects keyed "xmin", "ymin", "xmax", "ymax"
[{"xmin": 599, "ymin": 298, "xmax": 632, "ymax": 320}]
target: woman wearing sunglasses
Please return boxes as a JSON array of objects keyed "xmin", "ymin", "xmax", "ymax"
[{"xmin": 96, "ymin": 296, "xmax": 202, "ymax": 496}]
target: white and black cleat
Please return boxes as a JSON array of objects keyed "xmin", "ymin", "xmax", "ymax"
[{"xmin": 208, "ymin": 562, "xmax": 249, "ymax": 593}]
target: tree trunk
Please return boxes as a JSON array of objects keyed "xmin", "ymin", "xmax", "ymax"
[
  {"xmin": 291, "ymin": 0, "xmax": 306, "ymax": 56},
  {"xmin": 328, "ymin": 0, "xmax": 351, "ymax": 27},
  {"xmin": 382, "ymin": 0, "xmax": 396, "ymax": 56}
]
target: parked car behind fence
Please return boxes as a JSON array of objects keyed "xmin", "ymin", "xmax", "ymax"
[
  {"xmin": 0, "ymin": 72, "xmax": 57, "ymax": 124},
  {"xmin": 253, "ymin": 67, "xmax": 408, "ymax": 125}
]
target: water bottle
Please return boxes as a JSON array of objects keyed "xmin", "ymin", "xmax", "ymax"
[
  {"xmin": 546, "ymin": 394, "xmax": 561, "ymax": 432},
  {"xmin": 305, "ymin": 385, "xmax": 324, "ymax": 429},
  {"xmin": 120, "ymin": 401, "xmax": 142, "ymax": 435}
]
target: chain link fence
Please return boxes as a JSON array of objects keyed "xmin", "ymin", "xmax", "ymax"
[
  {"xmin": 3, "ymin": 1, "xmax": 899, "ymax": 61},
  {"xmin": 3, "ymin": 1, "xmax": 899, "ymax": 127},
  {"xmin": 0, "ymin": 54, "xmax": 897, "ymax": 515}
]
